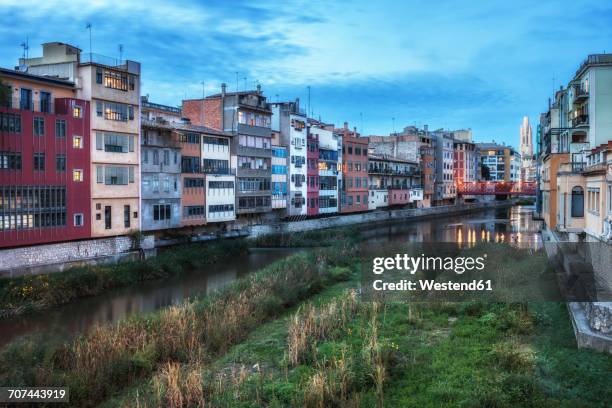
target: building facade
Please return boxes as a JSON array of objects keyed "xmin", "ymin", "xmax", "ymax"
[
  {"xmin": 312, "ymin": 121, "xmax": 339, "ymax": 214},
  {"xmin": 337, "ymin": 123, "xmax": 368, "ymax": 213},
  {"xmin": 433, "ymin": 132, "xmax": 456, "ymax": 205},
  {"xmin": 271, "ymin": 131, "xmax": 288, "ymax": 211},
  {"xmin": 0, "ymin": 68, "xmax": 91, "ymax": 248},
  {"xmin": 270, "ymin": 101, "xmax": 306, "ymax": 217},
  {"xmin": 184, "ymin": 84, "xmax": 271, "ymax": 223},
  {"xmin": 140, "ymin": 99, "xmax": 182, "ymax": 231},
  {"xmin": 22, "ymin": 42, "xmax": 141, "ymax": 237}
]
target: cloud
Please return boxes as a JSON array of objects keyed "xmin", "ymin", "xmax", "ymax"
[{"xmin": 1, "ymin": 0, "xmax": 611, "ymax": 146}]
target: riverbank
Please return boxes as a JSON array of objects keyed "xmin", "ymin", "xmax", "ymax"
[
  {"xmin": 0, "ymin": 245, "xmax": 359, "ymax": 407},
  {"xmin": 96, "ymin": 248, "xmax": 610, "ymax": 407},
  {"xmin": 0, "ymin": 240, "xmax": 248, "ymax": 319}
]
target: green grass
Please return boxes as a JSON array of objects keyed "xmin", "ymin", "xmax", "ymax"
[{"xmin": 100, "ymin": 253, "xmax": 612, "ymax": 408}]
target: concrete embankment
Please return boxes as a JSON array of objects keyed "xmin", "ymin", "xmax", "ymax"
[
  {"xmin": 249, "ymin": 200, "xmax": 515, "ymax": 238},
  {"xmin": 1, "ymin": 200, "xmax": 515, "ymax": 277}
]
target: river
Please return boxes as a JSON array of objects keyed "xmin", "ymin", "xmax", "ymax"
[{"xmin": 0, "ymin": 204, "xmax": 541, "ymax": 348}]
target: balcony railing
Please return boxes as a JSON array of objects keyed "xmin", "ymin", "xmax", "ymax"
[
  {"xmin": 572, "ymin": 114, "xmax": 589, "ymax": 127},
  {"xmin": 0, "ymin": 97, "xmax": 55, "ymax": 114},
  {"xmin": 81, "ymin": 52, "xmax": 126, "ymax": 68},
  {"xmin": 558, "ymin": 162, "xmax": 585, "ymax": 173},
  {"xmin": 572, "ymin": 85, "xmax": 589, "ymax": 102}
]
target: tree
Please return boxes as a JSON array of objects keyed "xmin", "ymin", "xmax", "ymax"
[
  {"xmin": 0, "ymin": 79, "xmax": 9, "ymax": 107},
  {"xmin": 480, "ymin": 164, "xmax": 491, "ymax": 181}
]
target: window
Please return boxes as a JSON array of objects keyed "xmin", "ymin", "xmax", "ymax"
[
  {"xmin": 0, "ymin": 186, "xmax": 66, "ymax": 230},
  {"xmin": 153, "ymin": 150, "xmax": 159, "ymax": 165},
  {"xmin": 203, "ymin": 136, "xmax": 229, "ymax": 146},
  {"xmin": 73, "ymin": 169, "xmax": 83, "ymax": 182},
  {"xmin": 104, "ymin": 70, "xmax": 129, "ymax": 91},
  {"xmin": 96, "ymin": 67, "xmax": 103, "ymax": 84},
  {"xmin": 33, "ymin": 153, "xmax": 45, "ymax": 171},
  {"xmin": 40, "ymin": 91, "xmax": 51, "ymax": 113},
  {"xmin": 180, "ymin": 132, "xmax": 200, "ymax": 144},
  {"xmin": 104, "ymin": 206, "xmax": 112, "ymax": 229},
  {"xmin": 153, "ymin": 204, "xmax": 171, "ymax": 221},
  {"xmin": 203, "ymin": 159, "xmax": 229, "ymax": 174},
  {"xmin": 20, "ymin": 88, "xmax": 32, "ymax": 110},
  {"xmin": 124, "ymin": 205, "xmax": 130, "ymax": 228},
  {"xmin": 163, "ymin": 150, "xmax": 170, "ymax": 165},
  {"xmin": 74, "ymin": 213, "xmax": 84, "ymax": 227},
  {"xmin": 209, "ymin": 204, "xmax": 234, "ymax": 213},
  {"xmin": 0, "ymin": 112, "xmax": 21, "ymax": 133},
  {"xmin": 56, "ymin": 154, "xmax": 66, "ymax": 172},
  {"xmin": 73, "ymin": 106, "xmax": 82, "ymax": 118},
  {"xmin": 34, "ymin": 117, "xmax": 45, "ymax": 136},
  {"xmin": 73, "ymin": 136, "xmax": 83, "ymax": 149},
  {"xmin": 571, "ymin": 186, "xmax": 584, "ymax": 217},
  {"xmin": 184, "ymin": 178, "xmax": 205, "ymax": 188},
  {"xmin": 55, "ymin": 119, "xmax": 66, "ymax": 138},
  {"xmin": 0, "ymin": 152, "xmax": 22, "ymax": 170},
  {"xmin": 97, "ymin": 101, "xmax": 132, "ymax": 121},
  {"xmin": 184, "ymin": 205, "xmax": 205, "ymax": 217},
  {"xmin": 209, "ymin": 181, "xmax": 234, "ymax": 189},
  {"xmin": 104, "ymin": 166, "xmax": 129, "ymax": 185}
]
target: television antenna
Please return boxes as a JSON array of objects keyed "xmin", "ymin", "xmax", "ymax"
[
  {"xmin": 20, "ymin": 37, "xmax": 29, "ymax": 59},
  {"xmin": 118, "ymin": 44, "xmax": 124, "ymax": 63}
]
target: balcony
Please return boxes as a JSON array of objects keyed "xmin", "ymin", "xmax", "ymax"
[
  {"xmin": 572, "ymin": 114, "xmax": 589, "ymax": 127},
  {"xmin": 0, "ymin": 97, "xmax": 55, "ymax": 114},
  {"xmin": 203, "ymin": 167, "xmax": 236, "ymax": 176},
  {"xmin": 558, "ymin": 162, "xmax": 585, "ymax": 173},
  {"xmin": 572, "ymin": 85, "xmax": 589, "ymax": 103}
]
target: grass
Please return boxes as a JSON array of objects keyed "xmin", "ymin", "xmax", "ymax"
[
  {"xmin": 0, "ymin": 243, "xmax": 358, "ymax": 407},
  {"xmin": 101, "ymin": 275, "xmax": 612, "ymax": 407},
  {"xmin": 0, "ymin": 239, "xmax": 249, "ymax": 318}
]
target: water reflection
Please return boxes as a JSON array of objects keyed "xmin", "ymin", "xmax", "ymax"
[{"xmin": 0, "ymin": 205, "xmax": 542, "ymax": 347}]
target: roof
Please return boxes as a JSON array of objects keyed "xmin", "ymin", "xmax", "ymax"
[
  {"xmin": 174, "ymin": 122, "xmax": 229, "ymax": 137},
  {"xmin": 0, "ymin": 67, "xmax": 75, "ymax": 88}
]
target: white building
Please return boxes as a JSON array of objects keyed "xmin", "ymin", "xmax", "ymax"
[
  {"xmin": 271, "ymin": 101, "xmax": 307, "ymax": 217},
  {"xmin": 312, "ymin": 121, "xmax": 339, "ymax": 214},
  {"xmin": 201, "ymin": 130, "xmax": 236, "ymax": 223}
]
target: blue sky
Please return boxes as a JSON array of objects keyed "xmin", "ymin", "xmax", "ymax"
[{"xmin": 1, "ymin": 0, "xmax": 611, "ymax": 147}]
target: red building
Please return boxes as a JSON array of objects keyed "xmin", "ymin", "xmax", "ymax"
[
  {"xmin": 306, "ymin": 127, "xmax": 319, "ymax": 216},
  {"xmin": 337, "ymin": 123, "xmax": 369, "ymax": 213},
  {"xmin": 0, "ymin": 68, "xmax": 91, "ymax": 248}
]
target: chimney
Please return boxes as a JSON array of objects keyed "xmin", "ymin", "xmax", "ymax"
[
  {"xmin": 344, "ymin": 121, "xmax": 348, "ymax": 130},
  {"xmin": 256, "ymin": 84, "xmax": 261, "ymax": 94},
  {"xmin": 221, "ymin": 83, "xmax": 226, "ymax": 97},
  {"xmin": 424, "ymin": 124, "xmax": 428, "ymax": 132}
]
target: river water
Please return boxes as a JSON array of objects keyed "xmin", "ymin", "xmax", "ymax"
[{"xmin": 0, "ymin": 205, "xmax": 542, "ymax": 348}]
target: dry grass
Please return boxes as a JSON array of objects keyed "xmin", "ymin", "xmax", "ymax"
[{"xmin": 287, "ymin": 290, "xmax": 359, "ymax": 366}]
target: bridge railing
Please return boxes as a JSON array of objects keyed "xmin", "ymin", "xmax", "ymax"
[{"xmin": 457, "ymin": 181, "xmax": 537, "ymax": 195}]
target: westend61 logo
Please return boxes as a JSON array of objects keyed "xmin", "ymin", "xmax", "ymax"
[{"xmin": 372, "ymin": 254, "xmax": 487, "ymax": 275}]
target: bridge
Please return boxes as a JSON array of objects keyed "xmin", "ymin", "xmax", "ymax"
[{"xmin": 457, "ymin": 181, "xmax": 537, "ymax": 196}]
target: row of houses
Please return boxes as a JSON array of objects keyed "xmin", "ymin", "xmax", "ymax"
[
  {"xmin": 0, "ymin": 41, "xmax": 521, "ymax": 249},
  {"xmin": 536, "ymin": 53, "xmax": 612, "ymax": 243}
]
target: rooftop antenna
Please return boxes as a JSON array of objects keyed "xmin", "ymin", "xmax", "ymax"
[
  {"xmin": 20, "ymin": 37, "xmax": 29, "ymax": 59},
  {"xmin": 243, "ymin": 76, "xmax": 247, "ymax": 92},
  {"xmin": 118, "ymin": 44, "xmax": 124, "ymax": 63},
  {"xmin": 235, "ymin": 72, "xmax": 239, "ymax": 93},
  {"xmin": 86, "ymin": 23, "xmax": 92, "ymax": 60},
  {"xmin": 392, "ymin": 117, "xmax": 396, "ymax": 135}
]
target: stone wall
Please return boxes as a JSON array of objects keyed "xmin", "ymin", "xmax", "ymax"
[
  {"xmin": 0, "ymin": 235, "xmax": 155, "ymax": 278},
  {"xmin": 249, "ymin": 201, "xmax": 512, "ymax": 238}
]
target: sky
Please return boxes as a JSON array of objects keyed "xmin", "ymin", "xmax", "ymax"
[{"xmin": 1, "ymin": 0, "xmax": 611, "ymax": 147}]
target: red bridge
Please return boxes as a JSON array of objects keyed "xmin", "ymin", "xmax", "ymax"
[{"xmin": 457, "ymin": 181, "xmax": 537, "ymax": 196}]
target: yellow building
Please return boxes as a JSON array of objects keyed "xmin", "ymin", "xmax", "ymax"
[{"xmin": 22, "ymin": 43, "xmax": 141, "ymax": 237}]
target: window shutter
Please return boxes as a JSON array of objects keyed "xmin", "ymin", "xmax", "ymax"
[
  {"xmin": 129, "ymin": 166, "xmax": 135, "ymax": 183},
  {"xmin": 96, "ymin": 133, "xmax": 103, "ymax": 150},
  {"xmin": 129, "ymin": 135, "xmax": 134, "ymax": 152},
  {"xmin": 96, "ymin": 166, "xmax": 103, "ymax": 183}
]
